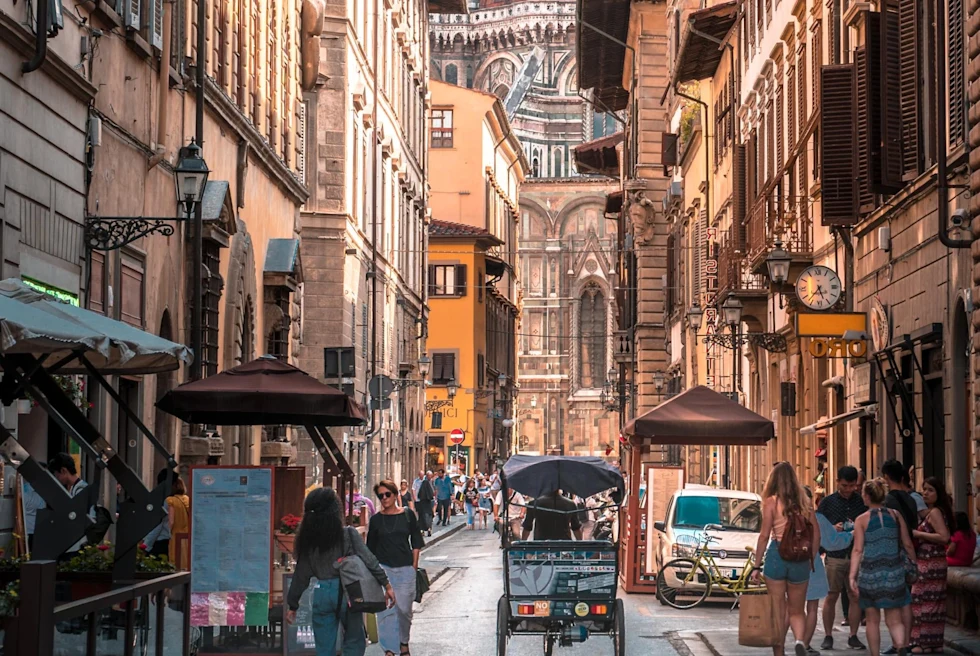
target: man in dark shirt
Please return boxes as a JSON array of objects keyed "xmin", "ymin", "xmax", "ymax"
[
  {"xmin": 521, "ymin": 490, "xmax": 583, "ymax": 540},
  {"xmin": 881, "ymin": 458, "xmax": 918, "ymax": 650},
  {"xmin": 816, "ymin": 465, "xmax": 867, "ymax": 651}
]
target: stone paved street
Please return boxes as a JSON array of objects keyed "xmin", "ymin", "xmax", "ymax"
[{"xmin": 370, "ymin": 528, "xmax": 969, "ymax": 656}]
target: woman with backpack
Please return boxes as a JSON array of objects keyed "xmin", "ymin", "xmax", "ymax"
[
  {"xmin": 848, "ymin": 479, "xmax": 917, "ymax": 656},
  {"xmin": 285, "ymin": 488, "xmax": 394, "ymax": 656},
  {"xmin": 752, "ymin": 461, "xmax": 820, "ymax": 656}
]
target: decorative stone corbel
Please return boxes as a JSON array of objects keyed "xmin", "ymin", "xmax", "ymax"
[
  {"xmin": 627, "ymin": 191, "xmax": 657, "ymax": 245},
  {"xmin": 300, "ymin": 0, "xmax": 325, "ymax": 92}
]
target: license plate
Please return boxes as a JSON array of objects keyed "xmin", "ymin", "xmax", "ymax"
[{"xmin": 534, "ymin": 601, "xmax": 550, "ymax": 617}]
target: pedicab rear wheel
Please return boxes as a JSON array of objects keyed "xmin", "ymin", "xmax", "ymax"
[
  {"xmin": 496, "ymin": 595, "xmax": 509, "ymax": 656},
  {"xmin": 613, "ymin": 599, "xmax": 626, "ymax": 656}
]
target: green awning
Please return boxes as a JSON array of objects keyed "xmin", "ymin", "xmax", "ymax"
[{"xmin": 0, "ymin": 279, "xmax": 192, "ymax": 374}]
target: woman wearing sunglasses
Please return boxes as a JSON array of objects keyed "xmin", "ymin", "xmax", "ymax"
[{"xmin": 367, "ymin": 479, "xmax": 424, "ymax": 656}]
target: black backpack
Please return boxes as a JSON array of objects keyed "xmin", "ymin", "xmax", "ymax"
[
  {"xmin": 83, "ymin": 484, "xmax": 114, "ymax": 545},
  {"xmin": 886, "ymin": 490, "xmax": 918, "ymax": 542}
]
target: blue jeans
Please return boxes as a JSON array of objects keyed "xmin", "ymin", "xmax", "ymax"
[
  {"xmin": 466, "ymin": 502, "xmax": 476, "ymax": 525},
  {"xmin": 311, "ymin": 578, "xmax": 366, "ymax": 656}
]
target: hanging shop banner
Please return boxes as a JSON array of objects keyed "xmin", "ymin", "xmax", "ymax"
[
  {"xmin": 795, "ymin": 312, "xmax": 868, "ymax": 337},
  {"xmin": 190, "ymin": 466, "xmax": 274, "ymax": 627}
]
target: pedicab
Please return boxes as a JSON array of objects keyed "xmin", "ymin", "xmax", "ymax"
[{"xmin": 496, "ymin": 455, "xmax": 626, "ymax": 656}]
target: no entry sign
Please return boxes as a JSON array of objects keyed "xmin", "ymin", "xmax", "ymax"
[{"xmin": 449, "ymin": 428, "xmax": 465, "ymax": 445}]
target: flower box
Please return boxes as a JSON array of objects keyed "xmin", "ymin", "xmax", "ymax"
[{"xmin": 274, "ymin": 531, "xmax": 296, "ymax": 554}]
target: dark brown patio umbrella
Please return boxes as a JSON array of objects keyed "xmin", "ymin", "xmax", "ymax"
[
  {"xmin": 156, "ymin": 355, "xmax": 367, "ymax": 426},
  {"xmin": 622, "ymin": 385, "xmax": 774, "ymax": 446}
]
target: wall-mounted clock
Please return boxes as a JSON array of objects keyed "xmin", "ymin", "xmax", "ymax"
[{"xmin": 796, "ymin": 265, "xmax": 842, "ymax": 311}]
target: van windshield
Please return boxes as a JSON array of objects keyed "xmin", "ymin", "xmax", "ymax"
[{"xmin": 672, "ymin": 496, "xmax": 762, "ymax": 532}]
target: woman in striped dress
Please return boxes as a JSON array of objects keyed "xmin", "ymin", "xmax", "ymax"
[
  {"xmin": 909, "ymin": 477, "xmax": 953, "ymax": 654},
  {"xmin": 849, "ymin": 479, "xmax": 916, "ymax": 656}
]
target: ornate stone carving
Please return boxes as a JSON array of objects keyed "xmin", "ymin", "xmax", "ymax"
[
  {"xmin": 628, "ymin": 193, "xmax": 657, "ymax": 245},
  {"xmin": 301, "ymin": 0, "xmax": 325, "ymax": 91}
]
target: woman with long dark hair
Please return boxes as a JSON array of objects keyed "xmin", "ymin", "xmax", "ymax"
[
  {"xmin": 285, "ymin": 488, "xmax": 394, "ymax": 656},
  {"xmin": 909, "ymin": 477, "xmax": 952, "ymax": 653},
  {"xmin": 368, "ymin": 480, "xmax": 424, "ymax": 656}
]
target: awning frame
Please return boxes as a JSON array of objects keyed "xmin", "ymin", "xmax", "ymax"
[{"xmin": 799, "ymin": 404, "xmax": 878, "ymax": 435}]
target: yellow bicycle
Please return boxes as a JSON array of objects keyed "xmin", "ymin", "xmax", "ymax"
[{"xmin": 656, "ymin": 523, "xmax": 766, "ymax": 610}]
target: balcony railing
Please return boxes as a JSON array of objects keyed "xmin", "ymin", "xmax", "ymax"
[
  {"xmin": 718, "ymin": 226, "xmax": 768, "ymax": 298},
  {"xmin": 746, "ymin": 194, "xmax": 814, "ymax": 273}
]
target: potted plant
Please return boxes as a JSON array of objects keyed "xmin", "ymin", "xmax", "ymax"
[{"xmin": 275, "ymin": 514, "xmax": 302, "ymax": 554}]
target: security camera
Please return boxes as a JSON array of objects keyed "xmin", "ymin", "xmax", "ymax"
[{"xmin": 950, "ymin": 208, "xmax": 969, "ymax": 228}]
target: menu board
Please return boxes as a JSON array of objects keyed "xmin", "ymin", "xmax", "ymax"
[
  {"xmin": 645, "ymin": 467, "xmax": 685, "ymax": 575},
  {"xmin": 282, "ymin": 573, "xmax": 317, "ymax": 655},
  {"xmin": 190, "ymin": 467, "xmax": 273, "ymax": 627}
]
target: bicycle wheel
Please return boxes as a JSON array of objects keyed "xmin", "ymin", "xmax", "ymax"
[{"xmin": 656, "ymin": 558, "xmax": 712, "ymax": 610}]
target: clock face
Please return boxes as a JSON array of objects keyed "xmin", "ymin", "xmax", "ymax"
[{"xmin": 796, "ymin": 266, "xmax": 842, "ymax": 311}]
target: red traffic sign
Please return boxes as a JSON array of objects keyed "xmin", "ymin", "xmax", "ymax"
[{"xmin": 449, "ymin": 428, "xmax": 465, "ymax": 445}]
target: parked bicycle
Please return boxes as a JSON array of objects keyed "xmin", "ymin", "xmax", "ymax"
[{"xmin": 656, "ymin": 523, "xmax": 766, "ymax": 610}]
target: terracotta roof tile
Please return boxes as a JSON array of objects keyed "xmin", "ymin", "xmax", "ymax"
[{"xmin": 428, "ymin": 220, "xmax": 493, "ymax": 238}]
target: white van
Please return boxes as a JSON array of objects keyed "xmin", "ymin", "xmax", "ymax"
[{"xmin": 652, "ymin": 485, "xmax": 762, "ymax": 580}]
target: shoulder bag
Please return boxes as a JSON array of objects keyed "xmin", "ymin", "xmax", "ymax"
[{"xmin": 333, "ymin": 527, "xmax": 388, "ymax": 613}]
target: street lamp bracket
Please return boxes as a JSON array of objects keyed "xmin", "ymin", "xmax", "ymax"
[{"xmin": 703, "ymin": 331, "xmax": 788, "ymax": 353}]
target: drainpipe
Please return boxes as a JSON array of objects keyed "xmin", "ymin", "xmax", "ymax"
[
  {"xmin": 673, "ymin": 85, "xmax": 711, "ymax": 230},
  {"xmin": 22, "ymin": 0, "xmax": 49, "ymax": 73},
  {"xmin": 936, "ymin": 0, "xmax": 970, "ymax": 249},
  {"xmin": 364, "ymin": 1, "xmax": 382, "ymax": 488},
  {"xmin": 148, "ymin": 0, "xmax": 174, "ymax": 170}
]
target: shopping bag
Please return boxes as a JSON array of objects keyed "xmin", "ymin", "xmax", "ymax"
[{"xmin": 738, "ymin": 592, "xmax": 779, "ymax": 647}]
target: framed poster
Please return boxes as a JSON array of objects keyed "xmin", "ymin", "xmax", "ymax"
[{"xmin": 189, "ymin": 466, "xmax": 274, "ymax": 627}]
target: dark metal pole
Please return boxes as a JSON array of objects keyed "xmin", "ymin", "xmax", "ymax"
[{"xmin": 191, "ymin": 0, "xmax": 206, "ymax": 382}]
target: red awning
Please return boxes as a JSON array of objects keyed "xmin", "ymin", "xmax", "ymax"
[{"xmin": 623, "ymin": 385, "xmax": 774, "ymax": 446}]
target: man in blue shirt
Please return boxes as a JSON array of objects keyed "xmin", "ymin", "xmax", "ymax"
[{"xmin": 433, "ymin": 469, "xmax": 453, "ymax": 526}]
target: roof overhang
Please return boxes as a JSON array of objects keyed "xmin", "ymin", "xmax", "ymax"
[
  {"xmin": 576, "ymin": 0, "xmax": 631, "ymax": 112},
  {"xmin": 671, "ymin": 2, "xmax": 738, "ymax": 87},
  {"xmin": 799, "ymin": 405, "xmax": 878, "ymax": 435},
  {"xmin": 573, "ymin": 131, "xmax": 624, "ymax": 177},
  {"xmin": 428, "ymin": 0, "xmax": 468, "ymax": 14}
]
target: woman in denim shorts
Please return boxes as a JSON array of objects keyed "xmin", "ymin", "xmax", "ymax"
[{"xmin": 752, "ymin": 462, "xmax": 820, "ymax": 656}]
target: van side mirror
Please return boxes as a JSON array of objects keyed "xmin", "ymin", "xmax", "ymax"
[{"xmin": 653, "ymin": 521, "xmax": 666, "ymax": 533}]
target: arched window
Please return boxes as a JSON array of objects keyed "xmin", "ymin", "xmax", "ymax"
[
  {"xmin": 445, "ymin": 64, "xmax": 458, "ymax": 85},
  {"xmin": 532, "ymin": 157, "xmax": 540, "ymax": 178},
  {"xmin": 553, "ymin": 148, "xmax": 564, "ymax": 178},
  {"xmin": 466, "ymin": 65, "xmax": 474, "ymax": 88},
  {"xmin": 579, "ymin": 284, "xmax": 606, "ymax": 388}
]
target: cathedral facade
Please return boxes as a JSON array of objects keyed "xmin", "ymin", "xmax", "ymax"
[{"xmin": 430, "ymin": 0, "xmax": 621, "ymax": 457}]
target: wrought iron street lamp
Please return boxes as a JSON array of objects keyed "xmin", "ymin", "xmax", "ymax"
[
  {"xmin": 174, "ymin": 138, "xmax": 210, "ymax": 216},
  {"xmin": 418, "ymin": 354, "xmax": 431, "ymax": 377},
  {"xmin": 722, "ymin": 296, "xmax": 744, "ymax": 328},
  {"xmin": 447, "ymin": 378, "xmax": 458, "ymax": 399},
  {"xmin": 85, "ymin": 138, "xmax": 212, "ymax": 252},
  {"xmin": 766, "ymin": 238, "xmax": 792, "ymax": 285},
  {"xmin": 687, "ymin": 303, "xmax": 704, "ymax": 332},
  {"xmin": 653, "ymin": 371, "xmax": 666, "ymax": 393}
]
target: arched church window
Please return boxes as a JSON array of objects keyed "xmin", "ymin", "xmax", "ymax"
[
  {"xmin": 553, "ymin": 148, "xmax": 564, "ymax": 178},
  {"xmin": 532, "ymin": 157, "xmax": 540, "ymax": 178},
  {"xmin": 446, "ymin": 64, "xmax": 458, "ymax": 85},
  {"xmin": 579, "ymin": 283, "xmax": 606, "ymax": 389},
  {"xmin": 466, "ymin": 65, "xmax": 474, "ymax": 88}
]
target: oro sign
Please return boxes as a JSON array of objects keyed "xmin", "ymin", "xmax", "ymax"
[{"xmin": 449, "ymin": 428, "xmax": 465, "ymax": 445}]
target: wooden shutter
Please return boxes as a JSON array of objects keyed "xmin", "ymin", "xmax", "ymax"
[
  {"xmin": 855, "ymin": 45, "xmax": 874, "ymax": 211},
  {"xmin": 296, "ymin": 100, "xmax": 307, "ymax": 184},
  {"xmin": 788, "ymin": 64, "xmax": 797, "ymax": 151},
  {"xmin": 877, "ymin": 1, "xmax": 904, "ymax": 192},
  {"xmin": 948, "ymin": 0, "xmax": 966, "ymax": 146},
  {"xmin": 898, "ymin": 0, "xmax": 920, "ymax": 177},
  {"xmin": 455, "ymin": 264, "xmax": 467, "ymax": 297},
  {"xmin": 811, "ymin": 23, "xmax": 822, "ymax": 120},
  {"xmin": 147, "ymin": 0, "xmax": 163, "ymax": 48},
  {"xmin": 427, "ymin": 264, "xmax": 436, "ymax": 296},
  {"xmin": 747, "ymin": 133, "xmax": 758, "ymax": 203},
  {"xmin": 666, "ymin": 235, "xmax": 676, "ymax": 310},
  {"xmin": 748, "ymin": 0, "xmax": 756, "ymax": 50},
  {"xmin": 89, "ymin": 251, "xmax": 105, "ymax": 315},
  {"xmin": 766, "ymin": 102, "xmax": 775, "ymax": 182},
  {"xmin": 693, "ymin": 213, "xmax": 703, "ymax": 296},
  {"xmin": 797, "ymin": 43, "xmax": 807, "ymax": 133},
  {"xmin": 124, "ymin": 0, "xmax": 141, "ymax": 29},
  {"xmin": 661, "ymin": 132, "xmax": 679, "ymax": 166},
  {"xmin": 776, "ymin": 75, "xmax": 784, "ymax": 171},
  {"xmin": 734, "ymin": 143, "xmax": 748, "ymax": 249},
  {"xmin": 820, "ymin": 65, "xmax": 859, "ymax": 226}
]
